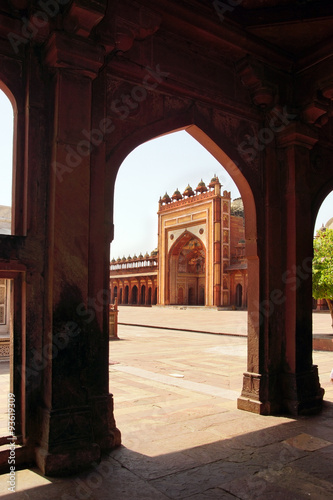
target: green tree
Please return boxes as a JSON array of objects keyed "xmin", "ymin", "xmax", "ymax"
[{"xmin": 313, "ymin": 228, "xmax": 333, "ymax": 328}]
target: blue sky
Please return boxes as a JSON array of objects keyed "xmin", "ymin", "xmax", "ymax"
[{"xmin": 0, "ymin": 89, "xmax": 332, "ymax": 255}]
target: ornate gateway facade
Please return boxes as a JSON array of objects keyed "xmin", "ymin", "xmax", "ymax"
[{"xmin": 110, "ymin": 176, "xmax": 247, "ymax": 308}]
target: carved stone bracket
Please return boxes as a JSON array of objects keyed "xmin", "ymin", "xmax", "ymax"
[
  {"xmin": 64, "ymin": 0, "xmax": 107, "ymax": 38},
  {"xmin": 95, "ymin": 1, "xmax": 162, "ymax": 54},
  {"xmin": 236, "ymin": 56, "xmax": 276, "ymax": 109},
  {"xmin": 44, "ymin": 31, "xmax": 105, "ymax": 78},
  {"xmin": 302, "ymin": 80, "xmax": 333, "ymax": 127}
]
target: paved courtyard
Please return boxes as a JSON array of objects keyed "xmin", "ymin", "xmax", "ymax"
[{"xmin": 0, "ymin": 308, "xmax": 333, "ymax": 499}]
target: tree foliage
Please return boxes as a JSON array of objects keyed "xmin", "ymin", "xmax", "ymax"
[{"xmin": 313, "ymin": 228, "xmax": 333, "ymax": 328}]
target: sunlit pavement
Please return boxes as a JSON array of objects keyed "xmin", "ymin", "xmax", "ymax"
[{"xmin": 0, "ymin": 309, "xmax": 333, "ymax": 499}]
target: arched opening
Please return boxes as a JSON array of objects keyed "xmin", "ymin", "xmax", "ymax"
[
  {"xmin": 312, "ymin": 188, "xmax": 333, "ymax": 397},
  {"xmin": 140, "ymin": 285, "xmax": 146, "ymax": 305},
  {"xmin": 110, "ymin": 124, "xmax": 258, "ymax": 319},
  {"xmin": 131, "ymin": 285, "xmax": 138, "ymax": 305},
  {"xmin": 236, "ymin": 284, "xmax": 243, "ymax": 308},
  {"xmin": 0, "ymin": 85, "xmax": 20, "ymax": 441},
  {"xmin": 0, "ymin": 84, "xmax": 16, "ymax": 236},
  {"xmin": 109, "ymin": 124, "xmax": 258, "ymax": 422},
  {"xmin": 119, "ymin": 288, "xmax": 123, "ymax": 305},
  {"xmin": 124, "ymin": 286, "xmax": 129, "ymax": 305},
  {"xmin": 148, "ymin": 287, "xmax": 152, "ymax": 305},
  {"xmin": 168, "ymin": 232, "xmax": 206, "ymax": 306}
]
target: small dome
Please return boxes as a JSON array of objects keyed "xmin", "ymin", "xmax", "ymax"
[
  {"xmin": 111, "ymin": 258, "xmax": 116, "ymax": 263},
  {"xmin": 139, "ymin": 252, "xmax": 143, "ymax": 258},
  {"xmin": 133, "ymin": 253, "xmax": 137, "ymax": 259},
  {"xmin": 122, "ymin": 256, "xmax": 126, "ymax": 261},
  {"xmin": 117, "ymin": 257, "xmax": 121, "ymax": 262},
  {"xmin": 144, "ymin": 251, "xmax": 150, "ymax": 258},
  {"xmin": 183, "ymin": 184, "xmax": 194, "ymax": 197},
  {"xmin": 208, "ymin": 174, "xmax": 220, "ymax": 189},
  {"xmin": 161, "ymin": 192, "xmax": 171, "ymax": 204},
  {"xmin": 151, "ymin": 248, "xmax": 158, "ymax": 256},
  {"xmin": 127, "ymin": 255, "xmax": 132, "ymax": 260},
  {"xmin": 172, "ymin": 188, "xmax": 182, "ymax": 201},
  {"xmin": 195, "ymin": 179, "xmax": 208, "ymax": 194}
]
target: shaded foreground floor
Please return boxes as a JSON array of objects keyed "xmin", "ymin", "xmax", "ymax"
[{"xmin": 0, "ymin": 314, "xmax": 333, "ymax": 499}]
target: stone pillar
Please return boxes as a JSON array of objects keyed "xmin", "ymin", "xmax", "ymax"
[
  {"xmin": 278, "ymin": 123, "xmax": 324, "ymax": 414},
  {"xmin": 238, "ymin": 122, "xmax": 324, "ymax": 416},
  {"xmin": 35, "ymin": 32, "xmax": 120, "ymax": 476}
]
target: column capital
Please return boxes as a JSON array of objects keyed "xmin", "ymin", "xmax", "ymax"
[
  {"xmin": 277, "ymin": 122, "xmax": 318, "ymax": 149},
  {"xmin": 44, "ymin": 31, "xmax": 105, "ymax": 78}
]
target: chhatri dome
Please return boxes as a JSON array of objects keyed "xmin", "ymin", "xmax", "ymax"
[
  {"xmin": 183, "ymin": 184, "xmax": 195, "ymax": 197},
  {"xmin": 195, "ymin": 179, "xmax": 208, "ymax": 194},
  {"xmin": 172, "ymin": 188, "xmax": 182, "ymax": 201}
]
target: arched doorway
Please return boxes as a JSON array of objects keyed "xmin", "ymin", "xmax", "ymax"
[
  {"xmin": 168, "ymin": 232, "xmax": 206, "ymax": 306},
  {"xmin": 0, "ymin": 87, "xmax": 14, "ymax": 233},
  {"xmin": 140, "ymin": 285, "xmax": 146, "ymax": 305},
  {"xmin": 131, "ymin": 285, "xmax": 138, "ymax": 305},
  {"xmin": 0, "ymin": 85, "xmax": 19, "ymax": 441},
  {"xmin": 312, "ymin": 189, "xmax": 333, "ymax": 394},
  {"xmin": 236, "ymin": 284, "xmax": 242, "ymax": 308},
  {"xmin": 124, "ymin": 285, "xmax": 129, "ymax": 304}
]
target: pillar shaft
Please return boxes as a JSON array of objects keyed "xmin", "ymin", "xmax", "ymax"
[{"xmin": 36, "ymin": 32, "xmax": 120, "ymax": 476}]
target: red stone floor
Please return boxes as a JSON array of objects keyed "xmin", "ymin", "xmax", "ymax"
[{"xmin": 0, "ymin": 308, "xmax": 333, "ymax": 499}]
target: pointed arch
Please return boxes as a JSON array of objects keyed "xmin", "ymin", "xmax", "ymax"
[
  {"xmin": 168, "ymin": 231, "xmax": 206, "ymax": 306},
  {"xmin": 0, "ymin": 83, "xmax": 16, "ymax": 235}
]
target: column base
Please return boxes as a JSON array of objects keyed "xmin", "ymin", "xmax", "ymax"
[
  {"xmin": 90, "ymin": 394, "xmax": 121, "ymax": 450},
  {"xmin": 238, "ymin": 367, "xmax": 325, "ymax": 417},
  {"xmin": 35, "ymin": 395, "xmax": 121, "ymax": 476},
  {"xmin": 237, "ymin": 371, "xmax": 281, "ymax": 415},
  {"xmin": 237, "ymin": 397, "xmax": 272, "ymax": 415},
  {"xmin": 281, "ymin": 365, "xmax": 325, "ymax": 415},
  {"xmin": 35, "ymin": 443, "xmax": 100, "ymax": 477}
]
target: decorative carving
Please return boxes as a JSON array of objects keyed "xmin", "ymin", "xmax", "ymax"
[
  {"xmin": 64, "ymin": 0, "xmax": 107, "ymax": 38},
  {"xmin": 96, "ymin": 2, "xmax": 161, "ymax": 54},
  {"xmin": 0, "ymin": 339, "xmax": 10, "ymax": 358},
  {"xmin": 236, "ymin": 56, "xmax": 276, "ymax": 109}
]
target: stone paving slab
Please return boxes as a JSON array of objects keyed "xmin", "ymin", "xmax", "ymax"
[
  {"xmin": 118, "ymin": 306, "xmax": 333, "ymax": 337},
  {"xmin": 0, "ymin": 311, "xmax": 333, "ymax": 499}
]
